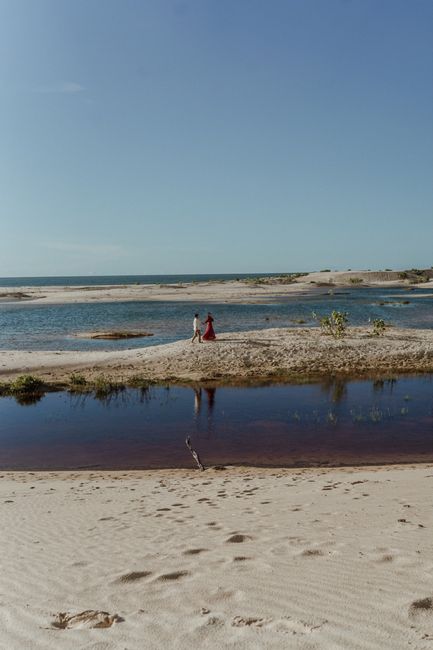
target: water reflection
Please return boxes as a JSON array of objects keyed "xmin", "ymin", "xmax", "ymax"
[
  {"xmin": 193, "ymin": 387, "xmax": 216, "ymax": 437},
  {"xmin": 0, "ymin": 375, "xmax": 432, "ymax": 470}
]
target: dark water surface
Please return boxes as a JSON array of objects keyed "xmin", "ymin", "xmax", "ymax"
[
  {"xmin": 1, "ymin": 376, "xmax": 431, "ymax": 470},
  {"xmin": 1, "ymin": 287, "xmax": 432, "ymax": 351}
]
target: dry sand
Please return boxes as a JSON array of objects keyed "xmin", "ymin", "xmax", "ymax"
[
  {"xmin": 1, "ymin": 270, "xmax": 432, "ymax": 305},
  {"xmin": 1, "ymin": 326, "xmax": 433, "ymax": 384},
  {"xmin": 0, "ymin": 464, "xmax": 432, "ymax": 649}
]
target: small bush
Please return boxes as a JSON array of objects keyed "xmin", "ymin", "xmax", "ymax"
[
  {"xmin": 93, "ymin": 375, "xmax": 125, "ymax": 398},
  {"xmin": 313, "ymin": 310, "xmax": 349, "ymax": 338},
  {"xmin": 320, "ymin": 269, "xmax": 331, "ymax": 273},
  {"xmin": 372, "ymin": 318, "xmax": 386, "ymax": 336},
  {"xmin": 349, "ymin": 277, "xmax": 363, "ymax": 284},
  {"xmin": 9, "ymin": 375, "xmax": 44, "ymax": 393}
]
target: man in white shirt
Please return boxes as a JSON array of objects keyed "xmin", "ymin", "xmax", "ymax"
[{"xmin": 191, "ymin": 313, "xmax": 202, "ymax": 343}]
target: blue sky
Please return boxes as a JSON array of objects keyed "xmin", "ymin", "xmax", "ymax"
[{"xmin": 1, "ymin": 0, "xmax": 432, "ymax": 276}]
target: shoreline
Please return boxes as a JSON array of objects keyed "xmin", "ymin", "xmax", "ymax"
[
  {"xmin": 0, "ymin": 270, "xmax": 432, "ymax": 306},
  {"xmin": 1, "ymin": 463, "xmax": 432, "ymax": 649},
  {"xmin": 1, "ymin": 326, "xmax": 433, "ymax": 385}
]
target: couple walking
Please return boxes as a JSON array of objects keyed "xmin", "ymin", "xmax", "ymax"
[{"xmin": 192, "ymin": 312, "xmax": 216, "ymax": 343}]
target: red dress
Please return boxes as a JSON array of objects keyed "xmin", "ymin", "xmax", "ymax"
[{"xmin": 202, "ymin": 316, "xmax": 216, "ymax": 341}]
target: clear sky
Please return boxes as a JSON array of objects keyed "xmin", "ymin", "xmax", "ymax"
[{"xmin": 1, "ymin": 0, "xmax": 432, "ymax": 276}]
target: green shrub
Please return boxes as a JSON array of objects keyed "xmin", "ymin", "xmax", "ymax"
[
  {"xmin": 313, "ymin": 310, "xmax": 349, "ymax": 338},
  {"xmin": 349, "ymin": 277, "xmax": 363, "ymax": 284},
  {"xmin": 93, "ymin": 375, "xmax": 125, "ymax": 398},
  {"xmin": 9, "ymin": 375, "xmax": 44, "ymax": 393},
  {"xmin": 372, "ymin": 318, "xmax": 386, "ymax": 336}
]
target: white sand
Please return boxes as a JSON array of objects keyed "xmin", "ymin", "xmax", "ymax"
[
  {"xmin": 1, "ymin": 326, "xmax": 433, "ymax": 383},
  {"xmin": 0, "ymin": 465, "xmax": 432, "ymax": 649},
  {"xmin": 1, "ymin": 270, "xmax": 431, "ymax": 306}
]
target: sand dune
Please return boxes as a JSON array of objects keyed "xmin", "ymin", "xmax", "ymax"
[{"xmin": 0, "ymin": 464, "xmax": 432, "ymax": 649}]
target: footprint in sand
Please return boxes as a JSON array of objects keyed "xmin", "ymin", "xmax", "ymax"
[
  {"xmin": 226, "ymin": 534, "xmax": 252, "ymax": 544},
  {"xmin": 409, "ymin": 597, "xmax": 433, "ymax": 636},
  {"xmin": 116, "ymin": 571, "xmax": 152, "ymax": 583},
  {"xmin": 409, "ymin": 597, "xmax": 433, "ymax": 617},
  {"xmin": 52, "ymin": 610, "xmax": 123, "ymax": 629},
  {"xmin": 232, "ymin": 616, "xmax": 269, "ymax": 627},
  {"xmin": 183, "ymin": 548, "xmax": 208, "ymax": 556},
  {"xmin": 301, "ymin": 549, "xmax": 325, "ymax": 557},
  {"xmin": 157, "ymin": 570, "xmax": 190, "ymax": 581}
]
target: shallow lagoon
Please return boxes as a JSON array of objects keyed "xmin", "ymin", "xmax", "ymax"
[
  {"xmin": 1, "ymin": 375, "xmax": 431, "ymax": 470},
  {"xmin": 0, "ymin": 286, "xmax": 432, "ymax": 351}
]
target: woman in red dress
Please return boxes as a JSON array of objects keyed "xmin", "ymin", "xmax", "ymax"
[{"xmin": 202, "ymin": 312, "xmax": 216, "ymax": 341}]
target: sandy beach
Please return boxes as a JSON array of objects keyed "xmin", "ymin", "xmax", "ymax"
[
  {"xmin": 0, "ymin": 271, "xmax": 432, "ymax": 306},
  {"xmin": 1, "ymin": 464, "xmax": 432, "ymax": 649},
  {"xmin": 1, "ymin": 326, "xmax": 433, "ymax": 385}
]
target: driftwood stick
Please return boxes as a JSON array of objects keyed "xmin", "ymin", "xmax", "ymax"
[{"xmin": 185, "ymin": 436, "xmax": 205, "ymax": 471}]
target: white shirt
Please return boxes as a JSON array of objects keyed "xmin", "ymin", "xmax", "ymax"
[{"xmin": 193, "ymin": 317, "xmax": 200, "ymax": 331}]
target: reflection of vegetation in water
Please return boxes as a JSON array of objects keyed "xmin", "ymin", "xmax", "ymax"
[
  {"xmin": 372, "ymin": 378, "xmax": 397, "ymax": 394},
  {"xmin": 326, "ymin": 411, "xmax": 338, "ymax": 425},
  {"xmin": 350, "ymin": 409, "xmax": 366, "ymax": 423},
  {"xmin": 319, "ymin": 378, "xmax": 347, "ymax": 403},
  {"xmin": 369, "ymin": 406, "xmax": 383, "ymax": 422},
  {"xmin": 13, "ymin": 392, "xmax": 44, "ymax": 406}
]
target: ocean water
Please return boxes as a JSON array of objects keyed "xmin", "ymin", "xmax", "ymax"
[
  {"xmin": 0, "ymin": 286, "xmax": 432, "ymax": 351},
  {"xmin": 0, "ymin": 273, "xmax": 282, "ymax": 287},
  {"xmin": 1, "ymin": 375, "xmax": 431, "ymax": 470}
]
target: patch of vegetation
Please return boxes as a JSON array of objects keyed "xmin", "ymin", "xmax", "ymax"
[
  {"xmin": 411, "ymin": 275, "xmax": 429, "ymax": 284},
  {"xmin": 313, "ymin": 310, "xmax": 349, "ymax": 338},
  {"xmin": 9, "ymin": 375, "xmax": 45, "ymax": 393},
  {"xmin": 371, "ymin": 318, "xmax": 387, "ymax": 336},
  {"xmin": 349, "ymin": 277, "xmax": 363, "ymax": 284},
  {"xmin": 320, "ymin": 269, "xmax": 331, "ymax": 273},
  {"xmin": 0, "ymin": 375, "xmax": 47, "ymax": 405},
  {"xmin": 69, "ymin": 373, "xmax": 87, "ymax": 386},
  {"xmin": 93, "ymin": 375, "xmax": 125, "ymax": 399},
  {"xmin": 127, "ymin": 375, "xmax": 154, "ymax": 389}
]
